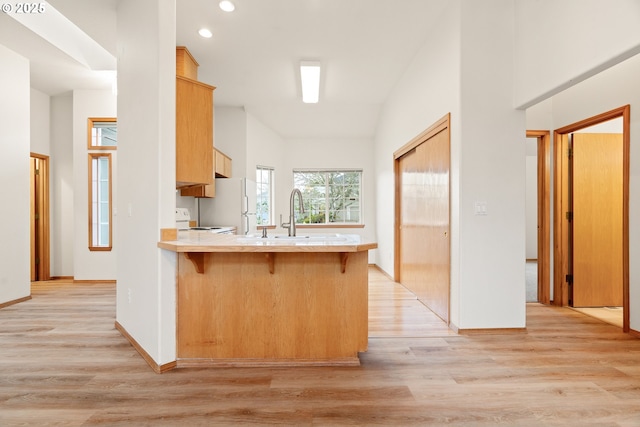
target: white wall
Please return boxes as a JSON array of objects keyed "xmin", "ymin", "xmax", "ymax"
[
  {"xmin": 30, "ymin": 89, "xmax": 50, "ymax": 156},
  {"xmin": 374, "ymin": 0, "xmax": 526, "ymax": 330},
  {"xmin": 116, "ymin": 0, "xmax": 177, "ymax": 366},
  {"xmin": 50, "ymin": 94, "xmax": 74, "ymax": 277},
  {"xmin": 246, "ymin": 111, "xmax": 286, "ymax": 185},
  {"xmin": 246, "ymin": 111, "xmax": 287, "ymax": 226},
  {"xmin": 73, "ymin": 90, "xmax": 117, "ymax": 280},
  {"xmin": 0, "ymin": 44, "xmax": 30, "ymax": 304},
  {"xmin": 216, "ymin": 106, "xmax": 248, "ymax": 178},
  {"xmin": 198, "ymin": 106, "xmax": 249, "ymax": 226},
  {"xmin": 456, "ymin": 0, "xmax": 525, "ymax": 329},
  {"xmin": 374, "ymin": 2, "xmax": 461, "ymax": 280},
  {"xmin": 514, "ymin": 0, "xmax": 640, "ymax": 109}
]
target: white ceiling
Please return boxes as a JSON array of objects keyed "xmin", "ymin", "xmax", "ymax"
[{"xmin": 1, "ymin": 0, "xmax": 448, "ymax": 139}]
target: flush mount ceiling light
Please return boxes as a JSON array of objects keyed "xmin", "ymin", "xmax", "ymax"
[
  {"xmin": 198, "ymin": 28, "xmax": 213, "ymax": 38},
  {"xmin": 300, "ymin": 61, "xmax": 321, "ymax": 104},
  {"xmin": 219, "ymin": 0, "xmax": 235, "ymax": 12}
]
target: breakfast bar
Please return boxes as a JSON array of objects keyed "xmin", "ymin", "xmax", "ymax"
[{"xmin": 158, "ymin": 232, "xmax": 377, "ymax": 367}]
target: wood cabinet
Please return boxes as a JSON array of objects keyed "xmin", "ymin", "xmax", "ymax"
[
  {"xmin": 180, "ymin": 148, "xmax": 232, "ymax": 198},
  {"xmin": 176, "ymin": 46, "xmax": 198, "ymax": 80},
  {"xmin": 175, "ymin": 46, "xmax": 215, "ymax": 189},
  {"xmin": 180, "ymin": 180, "xmax": 215, "ymax": 198},
  {"xmin": 176, "ymin": 76, "xmax": 214, "ymax": 188},
  {"xmin": 175, "ymin": 250, "xmax": 370, "ymax": 366},
  {"xmin": 215, "ymin": 148, "xmax": 232, "ymax": 178}
]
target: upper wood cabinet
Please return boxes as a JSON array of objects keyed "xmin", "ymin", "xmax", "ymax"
[
  {"xmin": 176, "ymin": 46, "xmax": 198, "ymax": 80},
  {"xmin": 180, "ymin": 149, "xmax": 233, "ymax": 198},
  {"xmin": 175, "ymin": 46, "xmax": 215, "ymax": 188},
  {"xmin": 215, "ymin": 148, "xmax": 232, "ymax": 178},
  {"xmin": 179, "ymin": 178, "xmax": 215, "ymax": 198}
]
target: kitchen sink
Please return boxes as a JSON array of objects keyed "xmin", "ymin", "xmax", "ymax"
[{"xmin": 237, "ymin": 234, "xmax": 353, "ymax": 243}]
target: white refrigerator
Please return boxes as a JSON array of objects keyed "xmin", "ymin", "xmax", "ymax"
[{"xmin": 200, "ymin": 177, "xmax": 257, "ymax": 235}]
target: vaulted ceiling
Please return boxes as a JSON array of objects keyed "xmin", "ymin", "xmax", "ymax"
[{"xmin": 0, "ymin": 0, "xmax": 447, "ymax": 139}]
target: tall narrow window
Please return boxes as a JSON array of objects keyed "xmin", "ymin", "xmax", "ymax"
[
  {"xmin": 89, "ymin": 153, "xmax": 112, "ymax": 250},
  {"xmin": 88, "ymin": 118, "xmax": 117, "ymax": 149},
  {"xmin": 293, "ymin": 169, "xmax": 363, "ymax": 225},
  {"xmin": 256, "ymin": 166, "xmax": 275, "ymax": 225}
]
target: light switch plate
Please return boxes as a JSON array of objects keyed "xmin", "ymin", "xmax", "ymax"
[{"xmin": 474, "ymin": 201, "xmax": 488, "ymax": 216}]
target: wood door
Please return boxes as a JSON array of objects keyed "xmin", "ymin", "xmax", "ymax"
[
  {"xmin": 30, "ymin": 158, "xmax": 36, "ymax": 281},
  {"xmin": 30, "ymin": 154, "xmax": 50, "ymax": 282},
  {"xmin": 571, "ymin": 133, "xmax": 623, "ymax": 307},
  {"xmin": 396, "ymin": 118, "xmax": 450, "ymax": 323}
]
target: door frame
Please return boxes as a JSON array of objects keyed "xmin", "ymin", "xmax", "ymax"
[
  {"xmin": 526, "ymin": 130, "xmax": 551, "ymax": 304},
  {"xmin": 553, "ymin": 105, "xmax": 629, "ymax": 332},
  {"xmin": 30, "ymin": 152, "xmax": 50, "ymax": 282}
]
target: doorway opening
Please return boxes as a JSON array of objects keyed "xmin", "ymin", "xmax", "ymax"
[
  {"xmin": 553, "ymin": 105, "xmax": 629, "ymax": 332},
  {"xmin": 30, "ymin": 153, "xmax": 50, "ymax": 282},
  {"xmin": 525, "ymin": 130, "xmax": 551, "ymax": 305}
]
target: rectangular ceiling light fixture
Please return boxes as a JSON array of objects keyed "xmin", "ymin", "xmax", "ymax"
[{"xmin": 300, "ymin": 61, "xmax": 321, "ymax": 103}]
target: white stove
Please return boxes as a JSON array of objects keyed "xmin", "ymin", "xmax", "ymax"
[{"xmin": 175, "ymin": 208, "xmax": 235, "ymax": 234}]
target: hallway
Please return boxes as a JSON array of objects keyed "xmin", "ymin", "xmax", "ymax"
[{"xmin": 1, "ymin": 270, "xmax": 639, "ymax": 425}]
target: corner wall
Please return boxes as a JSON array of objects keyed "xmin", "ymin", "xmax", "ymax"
[
  {"xmin": 116, "ymin": 0, "xmax": 177, "ymax": 366},
  {"xmin": 50, "ymin": 94, "xmax": 74, "ymax": 277},
  {"xmin": 374, "ymin": 0, "xmax": 527, "ymax": 330},
  {"xmin": 30, "ymin": 89, "xmax": 50, "ymax": 156},
  {"xmin": 456, "ymin": 0, "xmax": 526, "ymax": 329},
  {"xmin": 373, "ymin": 1, "xmax": 461, "ymax": 284},
  {"xmin": 0, "ymin": 44, "xmax": 30, "ymax": 304}
]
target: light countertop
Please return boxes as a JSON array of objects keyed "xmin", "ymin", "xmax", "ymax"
[{"xmin": 158, "ymin": 232, "xmax": 377, "ymax": 253}]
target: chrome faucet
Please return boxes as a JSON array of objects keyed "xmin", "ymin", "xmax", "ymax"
[{"xmin": 281, "ymin": 188, "xmax": 305, "ymax": 236}]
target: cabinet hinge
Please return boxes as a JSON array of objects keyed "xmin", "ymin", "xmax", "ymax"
[
  {"xmin": 566, "ymin": 274, "xmax": 573, "ymax": 284},
  {"xmin": 567, "ymin": 148, "xmax": 573, "ymax": 158},
  {"xmin": 35, "ymin": 213, "xmax": 40, "ymax": 220},
  {"xmin": 565, "ymin": 212, "xmax": 573, "ymax": 221}
]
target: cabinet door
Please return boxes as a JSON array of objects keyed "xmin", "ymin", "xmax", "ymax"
[
  {"xmin": 180, "ymin": 182, "xmax": 215, "ymax": 198},
  {"xmin": 215, "ymin": 149, "xmax": 232, "ymax": 178},
  {"xmin": 176, "ymin": 77, "xmax": 214, "ymax": 187}
]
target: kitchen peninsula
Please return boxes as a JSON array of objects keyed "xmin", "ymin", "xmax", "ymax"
[{"xmin": 158, "ymin": 232, "xmax": 377, "ymax": 367}]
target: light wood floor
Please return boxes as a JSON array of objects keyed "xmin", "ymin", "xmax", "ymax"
[
  {"xmin": 1, "ymin": 268, "xmax": 640, "ymax": 426},
  {"xmin": 571, "ymin": 306, "xmax": 624, "ymax": 328}
]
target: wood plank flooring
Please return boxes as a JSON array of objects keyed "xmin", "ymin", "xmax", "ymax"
[{"xmin": 1, "ymin": 268, "xmax": 640, "ymax": 426}]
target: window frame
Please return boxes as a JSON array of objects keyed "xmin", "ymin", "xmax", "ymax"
[
  {"xmin": 88, "ymin": 153, "xmax": 113, "ymax": 251},
  {"xmin": 87, "ymin": 117, "xmax": 117, "ymax": 150},
  {"xmin": 293, "ymin": 168, "xmax": 364, "ymax": 228},
  {"xmin": 256, "ymin": 165, "xmax": 275, "ymax": 226}
]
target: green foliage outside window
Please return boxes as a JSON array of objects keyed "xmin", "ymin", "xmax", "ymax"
[{"xmin": 293, "ymin": 170, "xmax": 362, "ymax": 225}]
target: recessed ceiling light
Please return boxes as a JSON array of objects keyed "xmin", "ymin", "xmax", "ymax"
[
  {"xmin": 198, "ymin": 28, "xmax": 213, "ymax": 38},
  {"xmin": 219, "ymin": 1, "xmax": 235, "ymax": 12}
]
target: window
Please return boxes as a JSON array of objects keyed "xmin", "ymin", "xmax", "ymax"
[
  {"xmin": 256, "ymin": 166, "xmax": 275, "ymax": 225},
  {"xmin": 88, "ymin": 117, "xmax": 116, "ymax": 251},
  {"xmin": 89, "ymin": 153, "xmax": 112, "ymax": 250},
  {"xmin": 293, "ymin": 169, "xmax": 362, "ymax": 225},
  {"xmin": 88, "ymin": 117, "xmax": 117, "ymax": 149}
]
